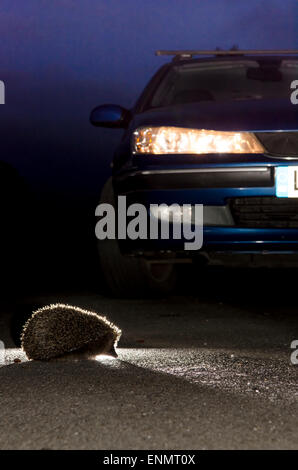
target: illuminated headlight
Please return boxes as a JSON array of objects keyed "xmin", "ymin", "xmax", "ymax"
[{"xmin": 133, "ymin": 127, "xmax": 265, "ymax": 155}]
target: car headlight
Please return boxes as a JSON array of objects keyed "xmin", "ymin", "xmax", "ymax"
[{"xmin": 133, "ymin": 127, "xmax": 265, "ymax": 155}]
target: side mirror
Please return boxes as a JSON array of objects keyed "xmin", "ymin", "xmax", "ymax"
[{"xmin": 89, "ymin": 104, "xmax": 130, "ymax": 128}]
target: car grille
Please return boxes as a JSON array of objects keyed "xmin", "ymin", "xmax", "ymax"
[
  {"xmin": 230, "ymin": 197, "xmax": 298, "ymax": 228},
  {"xmin": 256, "ymin": 132, "xmax": 298, "ymax": 157}
]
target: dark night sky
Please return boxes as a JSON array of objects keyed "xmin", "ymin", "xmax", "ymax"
[{"xmin": 0, "ymin": 0, "xmax": 297, "ymax": 201}]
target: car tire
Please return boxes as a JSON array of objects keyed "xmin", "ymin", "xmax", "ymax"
[{"xmin": 96, "ymin": 177, "xmax": 176, "ymax": 298}]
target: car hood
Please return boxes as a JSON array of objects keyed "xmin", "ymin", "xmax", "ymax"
[{"xmin": 132, "ymin": 98, "xmax": 298, "ymax": 132}]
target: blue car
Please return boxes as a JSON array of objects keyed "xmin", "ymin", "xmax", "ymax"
[{"xmin": 90, "ymin": 49, "xmax": 298, "ymax": 296}]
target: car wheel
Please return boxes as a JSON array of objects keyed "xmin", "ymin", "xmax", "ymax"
[{"xmin": 96, "ymin": 177, "xmax": 176, "ymax": 297}]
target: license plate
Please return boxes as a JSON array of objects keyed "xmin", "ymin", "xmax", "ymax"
[{"xmin": 276, "ymin": 166, "xmax": 298, "ymax": 198}]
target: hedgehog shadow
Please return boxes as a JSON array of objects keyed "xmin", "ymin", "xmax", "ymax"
[
  {"xmin": 0, "ymin": 355, "xmax": 239, "ymax": 451},
  {"xmin": 2, "ymin": 354, "xmax": 210, "ymax": 396}
]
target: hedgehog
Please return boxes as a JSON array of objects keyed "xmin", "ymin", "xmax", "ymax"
[{"xmin": 21, "ymin": 303, "xmax": 121, "ymax": 361}]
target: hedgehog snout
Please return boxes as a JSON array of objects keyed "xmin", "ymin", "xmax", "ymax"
[{"xmin": 108, "ymin": 344, "xmax": 118, "ymax": 358}]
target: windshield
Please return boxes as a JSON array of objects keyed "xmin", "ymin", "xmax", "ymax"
[{"xmin": 149, "ymin": 59, "xmax": 298, "ymax": 108}]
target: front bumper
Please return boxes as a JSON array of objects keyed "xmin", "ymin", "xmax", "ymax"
[
  {"xmin": 114, "ymin": 162, "xmax": 298, "ymax": 255},
  {"xmin": 115, "ymin": 166, "xmax": 273, "ymax": 193}
]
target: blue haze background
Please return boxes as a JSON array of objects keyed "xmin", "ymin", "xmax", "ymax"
[{"xmin": 0, "ymin": 0, "xmax": 297, "ymax": 287}]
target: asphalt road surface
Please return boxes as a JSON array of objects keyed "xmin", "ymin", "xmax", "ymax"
[{"xmin": 0, "ymin": 266, "xmax": 297, "ymax": 449}]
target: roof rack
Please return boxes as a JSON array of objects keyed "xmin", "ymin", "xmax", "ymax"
[{"xmin": 156, "ymin": 49, "xmax": 298, "ymax": 61}]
